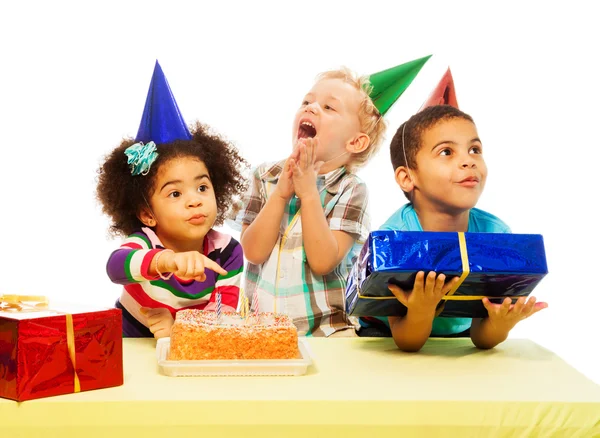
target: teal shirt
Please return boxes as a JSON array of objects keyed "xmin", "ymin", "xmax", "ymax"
[{"xmin": 373, "ymin": 203, "xmax": 511, "ymax": 336}]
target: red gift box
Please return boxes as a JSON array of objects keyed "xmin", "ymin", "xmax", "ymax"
[{"xmin": 0, "ymin": 296, "xmax": 123, "ymax": 401}]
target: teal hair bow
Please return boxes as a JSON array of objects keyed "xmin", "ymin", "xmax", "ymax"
[{"xmin": 124, "ymin": 141, "xmax": 158, "ymax": 176}]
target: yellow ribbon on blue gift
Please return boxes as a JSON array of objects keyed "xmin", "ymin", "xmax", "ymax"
[
  {"xmin": 0, "ymin": 295, "xmax": 80, "ymax": 393},
  {"xmin": 433, "ymin": 232, "xmax": 470, "ymax": 316}
]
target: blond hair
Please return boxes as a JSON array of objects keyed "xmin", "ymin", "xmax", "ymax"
[{"xmin": 316, "ymin": 67, "xmax": 386, "ymax": 171}]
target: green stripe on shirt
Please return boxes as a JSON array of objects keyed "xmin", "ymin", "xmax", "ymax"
[
  {"xmin": 124, "ymin": 250, "xmax": 137, "ymax": 283},
  {"xmin": 150, "ymin": 280, "xmax": 214, "ymax": 300}
]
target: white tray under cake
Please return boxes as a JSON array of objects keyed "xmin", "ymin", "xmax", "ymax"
[{"xmin": 156, "ymin": 337, "xmax": 312, "ymax": 377}]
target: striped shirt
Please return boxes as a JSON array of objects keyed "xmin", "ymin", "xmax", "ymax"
[
  {"xmin": 107, "ymin": 227, "xmax": 243, "ymax": 329},
  {"xmin": 235, "ymin": 160, "xmax": 370, "ymax": 337}
]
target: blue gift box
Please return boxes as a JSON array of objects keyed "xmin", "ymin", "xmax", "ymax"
[{"xmin": 345, "ymin": 231, "xmax": 548, "ymax": 318}]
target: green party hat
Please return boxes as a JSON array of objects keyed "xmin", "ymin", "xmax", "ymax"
[{"xmin": 368, "ymin": 54, "xmax": 432, "ymax": 116}]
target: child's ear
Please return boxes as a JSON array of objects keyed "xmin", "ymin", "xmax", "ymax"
[
  {"xmin": 138, "ymin": 208, "xmax": 157, "ymax": 228},
  {"xmin": 395, "ymin": 166, "xmax": 414, "ymax": 193},
  {"xmin": 346, "ymin": 133, "xmax": 370, "ymax": 154}
]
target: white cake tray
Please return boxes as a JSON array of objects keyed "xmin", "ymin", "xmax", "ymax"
[{"xmin": 156, "ymin": 337, "xmax": 312, "ymax": 377}]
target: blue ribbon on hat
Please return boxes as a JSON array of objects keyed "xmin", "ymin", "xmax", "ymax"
[{"xmin": 124, "ymin": 141, "xmax": 158, "ymax": 176}]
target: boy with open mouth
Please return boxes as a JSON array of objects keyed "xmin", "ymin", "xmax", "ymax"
[{"xmin": 235, "ymin": 58, "xmax": 429, "ymax": 336}]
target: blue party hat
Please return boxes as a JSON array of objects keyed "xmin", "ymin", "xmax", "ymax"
[{"xmin": 135, "ymin": 60, "xmax": 192, "ymax": 144}]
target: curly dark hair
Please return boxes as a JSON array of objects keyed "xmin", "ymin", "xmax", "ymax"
[
  {"xmin": 390, "ymin": 105, "xmax": 475, "ymax": 171},
  {"xmin": 96, "ymin": 122, "xmax": 248, "ymax": 237}
]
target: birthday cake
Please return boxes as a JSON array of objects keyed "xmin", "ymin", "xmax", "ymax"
[{"xmin": 168, "ymin": 309, "xmax": 299, "ymax": 360}]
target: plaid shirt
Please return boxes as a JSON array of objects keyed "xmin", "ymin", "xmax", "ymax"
[{"xmin": 235, "ymin": 160, "xmax": 370, "ymax": 336}]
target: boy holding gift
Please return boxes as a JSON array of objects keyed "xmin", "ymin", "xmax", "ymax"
[{"xmin": 360, "ymin": 105, "xmax": 548, "ymax": 351}]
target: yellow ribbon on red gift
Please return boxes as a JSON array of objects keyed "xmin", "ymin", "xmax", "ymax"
[
  {"xmin": 357, "ymin": 232, "xmax": 519, "ymax": 314},
  {"xmin": 65, "ymin": 314, "xmax": 81, "ymax": 392},
  {"xmin": 0, "ymin": 294, "xmax": 81, "ymax": 393}
]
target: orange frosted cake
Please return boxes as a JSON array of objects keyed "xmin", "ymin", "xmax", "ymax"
[{"xmin": 168, "ymin": 309, "xmax": 299, "ymax": 360}]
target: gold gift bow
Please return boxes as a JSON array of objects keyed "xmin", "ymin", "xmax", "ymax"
[
  {"xmin": 356, "ymin": 232, "xmax": 520, "ymax": 313},
  {"xmin": 0, "ymin": 294, "xmax": 49, "ymax": 310},
  {"xmin": 0, "ymin": 295, "xmax": 81, "ymax": 393}
]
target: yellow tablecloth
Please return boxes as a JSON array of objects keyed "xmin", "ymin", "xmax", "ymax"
[{"xmin": 1, "ymin": 338, "xmax": 599, "ymax": 437}]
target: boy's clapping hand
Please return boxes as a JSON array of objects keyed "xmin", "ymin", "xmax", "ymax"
[
  {"xmin": 291, "ymin": 138, "xmax": 323, "ymax": 201},
  {"xmin": 274, "ymin": 157, "xmax": 297, "ymax": 201}
]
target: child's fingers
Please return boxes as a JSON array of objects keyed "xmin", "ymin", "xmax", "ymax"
[
  {"xmin": 434, "ymin": 273, "xmax": 446, "ymax": 295},
  {"xmin": 147, "ymin": 310, "xmax": 169, "ymax": 325},
  {"xmin": 144, "ymin": 307, "xmax": 168, "ymax": 319},
  {"xmin": 305, "ymin": 142, "xmax": 313, "ymax": 167},
  {"xmin": 204, "ymin": 258, "xmax": 228, "ymax": 276},
  {"xmin": 305, "ymin": 141, "xmax": 312, "ymax": 164},
  {"xmin": 499, "ymin": 297, "xmax": 512, "ymax": 315},
  {"xmin": 511, "ymin": 297, "xmax": 526, "ymax": 315},
  {"xmin": 388, "ymin": 284, "xmax": 409, "ymax": 307},
  {"xmin": 530, "ymin": 301, "xmax": 548, "ymax": 316},
  {"xmin": 482, "ymin": 297, "xmax": 510, "ymax": 316},
  {"xmin": 423, "ymin": 271, "xmax": 438, "ymax": 297},
  {"xmin": 287, "ymin": 158, "xmax": 296, "ymax": 177},
  {"xmin": 148, "ymin": 323, "xmax": 159, "ymax": 335},
  {"xmin": 300, "ymin": 144, "xmax": 308, "ymax": 169},
  {"xmin": 441, "ymin": 276, "xmax": 460, "ymax": 295},
  {"xmin": 194, "ymin": 256, "xmax": 205, "ymax": 277},
  {"xmin": 296, "ymin": 144, "xmax": 304, "ymax": 169},
  {"xmin": 481, "ymin": 297, "xmax": 493, "ymax": 312},
  {"xmin": 523, "ymin": 297, "xmax": 548, "ymax": 317},
  {"xmin": 411, "ymin": 271, "xmax": 426, "ymax": 295},
  {"xmin": 153, "ymin": 330, "xmax": 168, "ymax": 339},
  {"xmin": 172, "ymin": 257, "xmax": 184, "ymax": 278},
  {"xmin": 292, "ymin": 158, "xmax": 302, "ymax": 176},
  {"xmin": 147, "ymin": 315, "xmax": 161, "ymax": 326},
  {"xmin": 308, "ymin": 140, "xmax": 316, "ymax": 164},
  {"xmin": 519, "ymin": 296, "xmax": 535, "ymax": 315},
  {"xmin": 291, "ymin": 139, "xmax": 300, "ymax": 157},
  {"xmin": 186, "ymin": 256, "xmax": 198, "ymax": 278},
  {"xmin": 151, "ymin": 324, "xmax": 170, "ymax": 339}
]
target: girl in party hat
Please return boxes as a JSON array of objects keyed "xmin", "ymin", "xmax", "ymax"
[{"xmin": 97, "ymin": 61, "xmax": 248, "ymax": 338}]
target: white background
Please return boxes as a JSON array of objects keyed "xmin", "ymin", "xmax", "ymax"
[{"xmin": 1, "ymin": 1, "xmax": 598, "ymax": 383}]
